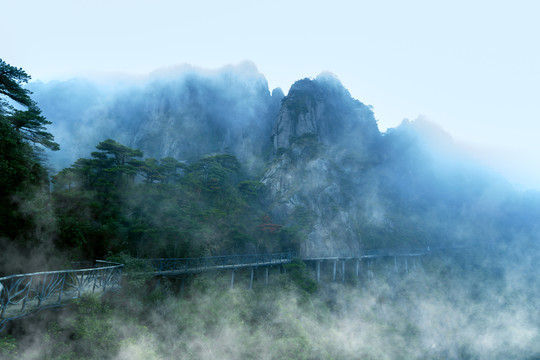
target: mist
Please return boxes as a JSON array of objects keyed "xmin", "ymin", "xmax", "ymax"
[
  {"xmin": 29, "ymin": 62, "xmax": 282, "ymax": 175},
  {"xmin": 5, "ymin": 244, "xmax": 540, "ymax": 359},
  {"xmin": 3, "ymin": 62, "xmax": 540, "ymax": 359}
]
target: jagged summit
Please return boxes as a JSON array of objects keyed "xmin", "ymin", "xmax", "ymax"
[
  {"xmin": 263, "ymin": 76, "xmax": 385, "ymax": 257},
  {"xmin": 272, "ymin": 75, "xmax": 380, "ymax": 156},
  {"xmin": 30, "ymin": 63, "xmax": 281, "ymax": 173},
  {"xmin": 287, "ymin": 72, "xmax": 350, "ymax": 98}
]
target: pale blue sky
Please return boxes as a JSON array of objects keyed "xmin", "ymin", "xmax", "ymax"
[{"xmin": 3, "ymin": 0, "xmax": 540, "ymax": 189}]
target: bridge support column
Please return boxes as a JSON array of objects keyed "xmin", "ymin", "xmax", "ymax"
[
  {"xmin": 92, "ymin": 272, "xmax": 98, "ymax": 293},
  {"xmin": 230, "ymin": 269, "xmax": 235, "ymax": 289},
  {"xmin": 249, "ymin": 268, "xmax": 254, "ymax": 290},
  {"xmin": 265, "ymin": 267, "xmax": 269, "ymax": 285},
  {"xmin": 333, "ymin": 260, "xmax": 337, "ymax": 282},
  {"xmin": 342, "ymin": 260, "xmax": 346, "ymax": 283},
  {"xmin": 316, "ymin": 261, "xmax": 321, "ymax": 283}
]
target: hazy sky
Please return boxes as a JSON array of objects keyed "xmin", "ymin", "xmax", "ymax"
[{"xmin": 3, "ymin": 0, "xmax": 539, "ymax": 189}]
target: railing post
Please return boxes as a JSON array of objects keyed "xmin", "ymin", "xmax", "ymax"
[
  {"xmin": 230, "ymin": 269, "xmax": 235, "ymax": 289},
  {"xmin": 316, "ymin": 261, "xmax": 321, "ymax": 283},
  {"xmin": 342, "ymin": 260, "xmax": 346, "ymax": 283},
  {"xmin": 405, "ymin": 257, "xmax": 408, "ymax": 273},
  {"xmin": 92, "ymin": 269, "xmax": 98, "ymax": 293},
  {"xmin": 265, "ymin": 266, "xmax": 269, "ymax": 285},
  {"xmin": 356, "ymin": 259, "xmax": 360, "ymax": 278},
  {"xmin": 333, "ymin": 260, "xmax": 337, "ymax": 282},
  {"xmin": 249, "ymin": 268, "xmax": 254, "ymax": 290},
  {"xmin": 105, "ymin": 268, "xmax": 112, "ymax": 292},
  {"xmin": 394, "ymin": 256, "xmax": 398, "ymax": 273}
]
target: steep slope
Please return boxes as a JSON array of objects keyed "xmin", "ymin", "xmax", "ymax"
[
  {"xmin": 30, "ymin": 62, "xmax": 282, "ymax": 173},
  {"xmin": 262, "ymin": 74, "xmax": 382, "ymax": 256},
  {"xmin": 262, "ymin": 75, "xmax": 540, "ymax": 257}
]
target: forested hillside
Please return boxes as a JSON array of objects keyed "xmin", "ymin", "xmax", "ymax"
[{"xmin": 3, "ymin": 58, "xmax": 540, "ymax": 359}]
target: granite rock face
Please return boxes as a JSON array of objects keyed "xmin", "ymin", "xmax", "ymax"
[
  {"xmin": 262, "ymin": 74, "xmax": 382, "ymax": 257},
  {"xmin": 32, "ymin": 62, "xmax": 283, "ymax": 173},
  {"xmin": 126, "ymin": 63, "xmax": 282, "ymax": 172}
]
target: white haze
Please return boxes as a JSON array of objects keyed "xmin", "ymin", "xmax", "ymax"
[
  {"xmin": 10, "ymin": 246, "xmax": 540, "ymax": 359},
  {"xmin": 2, "ymin": 0, "xmax": 540, "ymax": 189}
]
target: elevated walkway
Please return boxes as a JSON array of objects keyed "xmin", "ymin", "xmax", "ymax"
[{"xmin": 1, "ymin": 246, "xmax": 470, "ymax": 331}]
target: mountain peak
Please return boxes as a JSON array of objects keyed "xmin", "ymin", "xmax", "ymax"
[{"xmin": 272, "ymin": 76, "xmax": 379, "ymax": 153}]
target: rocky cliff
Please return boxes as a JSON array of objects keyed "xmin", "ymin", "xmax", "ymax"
[
  {"xmin": 125, "ymin": 63, "xmax": 282, "ymax": 171},
  {"xmin": 30, "ymin": 62, "xmax": 282, "ymax": 173},
  {"xmin": 262, "ymin": 74, "xmax": 382, "ymax": 257}
]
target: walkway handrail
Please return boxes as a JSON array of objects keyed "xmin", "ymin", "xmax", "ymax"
[
  {"xmin": 0, "ymin": 260, "xmax": 124, "ymax": 332},
  {"xmin": 302, "ymin": 245, "xmax": 472, "ymax": 260},
  {"xmin": 134, "ymin": 247, "xmax": 470, "ymax": 273},
  {"xmin": 131, "ymin": 252, "xmax": 296, "ymax": 274}
]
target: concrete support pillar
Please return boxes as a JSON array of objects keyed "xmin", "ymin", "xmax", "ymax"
[
  {"xmin": 342, "ymin": 260, "xmax": 346, "ymax": 283},
  {"xmin": 249, "ymin": 268, "xmax": 254, "ymax": 290},
  {"xmin": 265, "ymin": 266, "xmax": 269, "ymax": 285},
  {"xmin": 333, "ymin": 260, "xmax": 337, "ymax": 282},
  {"xmin": 230, "ymin": 269, "xmax": 235, "ymax": 289},
  {"xmin": 316, "ymin": 261, "xmax": 321, "ymax": 283}
]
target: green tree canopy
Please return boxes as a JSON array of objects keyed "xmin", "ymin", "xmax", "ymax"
[
  {"xmin": 95, "ymin": 139, "xmax": 143, "ymax": 165},
  {"xmin": 0, "ymin": 58, "xmax": 59, "ymax": 151},
  {"xmin": 0, "ymin": 60, "xmax": 56, "ymax": 248}
]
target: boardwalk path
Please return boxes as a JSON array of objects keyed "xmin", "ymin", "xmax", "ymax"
[{"xmin": 0, "ymin": 246, "xmax": 465, "ymax": 331}]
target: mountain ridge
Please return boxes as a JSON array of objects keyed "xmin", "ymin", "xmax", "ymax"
[{"xmin": 28, "ymin": 64, "xmax": 540, "ymax": 255}]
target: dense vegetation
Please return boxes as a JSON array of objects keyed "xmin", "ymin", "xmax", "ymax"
[
  {"xmin": 0, "ymin": 59, "xmax": 60, "ymax": 273},
  {"xmin": 0, "ymin": 57, "xmax": 297, "ymax": 272},
  {"xmin": 2, "ymin": 59, "xmax": 540, "ymax": 359},
  {"xmin": 51, "ymin": 139, "xmax": 300, "ymax": 261}
]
